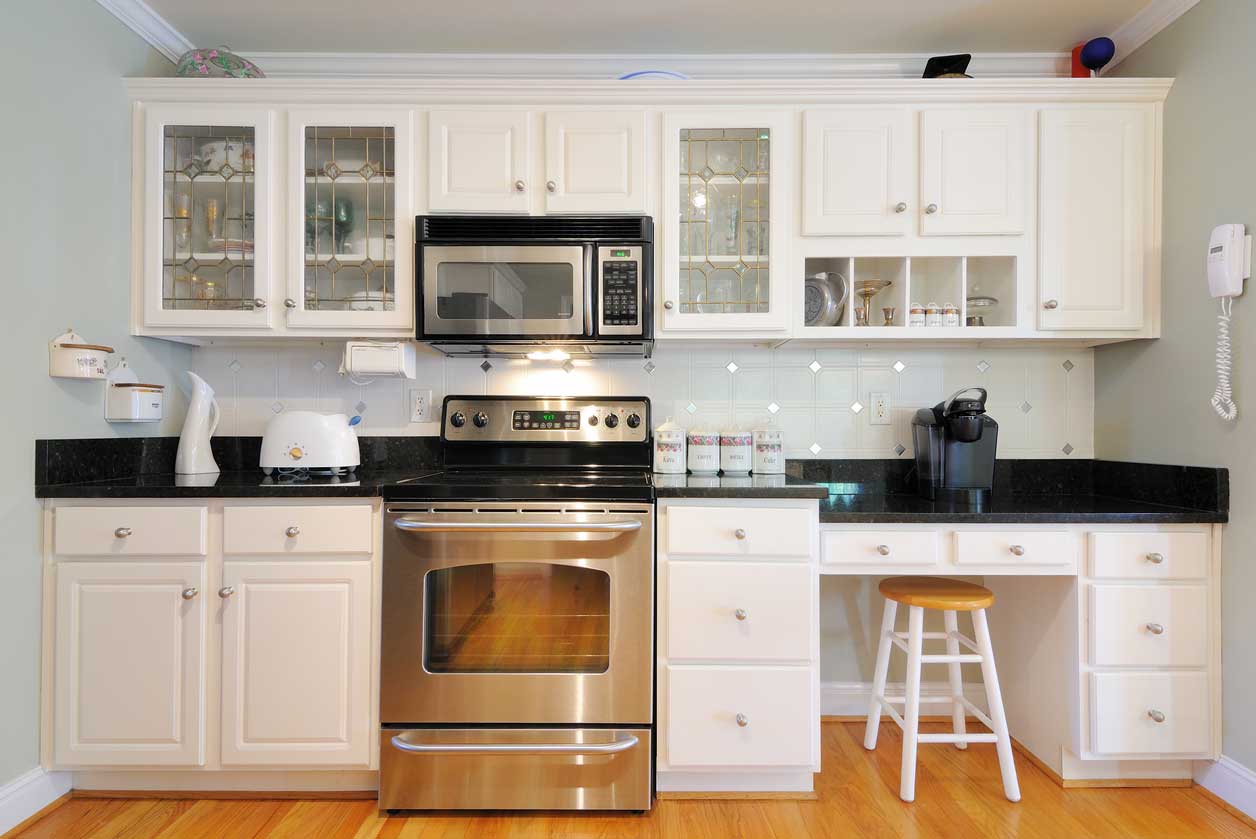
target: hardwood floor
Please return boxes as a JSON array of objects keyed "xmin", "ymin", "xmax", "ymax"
[{"xmin": 12, "ymin": 722, "xmax": 1255, "ymax": 839}]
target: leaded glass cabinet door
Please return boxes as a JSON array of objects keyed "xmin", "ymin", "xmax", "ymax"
[
  {"xmin": 142, "ymin": 104, "xmax": 273, "ymax": 329},
  {"xmin": 660, "ymin": 111, "xmax": 792, "ymax": 333},
  {"xmin": 286, "ymin": 109, "xmax": 414, "ymax": 332}
]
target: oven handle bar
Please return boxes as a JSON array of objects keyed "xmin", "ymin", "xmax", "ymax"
[
  {"xmin": 392, "ymin": 518, "xmax": 642, "ymax": 534},
  {"xmin": 389, "ymin": 733, "xmax": 639, "ymax": 755}
]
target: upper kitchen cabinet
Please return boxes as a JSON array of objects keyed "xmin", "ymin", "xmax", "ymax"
[
  {"xmin": 286, "ymin": 109, "xmax": 415, "ymax": 332},
  {"xmin": 1038, "ymin": 107, "xmax": 1152, "ymax": 331},
  {"xmin": 919, "ymin": 108, "xmax": 1030, "ymax": 236},
  {"xmin": 544, "ymin": 111, "xmax": 647, "ymax": 213},
  {"xmin": 428, "ymin": 110, "xmax": 531, "ymax": 214},
  {"xmin": 661, "ymin": 111, "xmax": 793, "ymax": 334},
  {"xmin": 802, "ymin": 108, "xmax": 913, "ymax": 236}
]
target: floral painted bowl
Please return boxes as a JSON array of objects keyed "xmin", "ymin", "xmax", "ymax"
[{"xmin": 175, "ymin": 47, "xmax": 264, "ymax": 79}]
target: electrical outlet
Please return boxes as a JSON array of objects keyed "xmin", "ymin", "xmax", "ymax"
[
  {"xmin": 870, "ymin": 392, "xmax": 892, "ymax": 426},
  {"xmin": 408, "ymin": 388, "xmax": 433, "ymax": 423}
]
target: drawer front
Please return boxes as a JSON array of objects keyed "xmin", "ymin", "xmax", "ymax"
[
  {"xmin": 1089, "ymin": 584, "xmax": 1208, "ymax": 668},
  {"xmin": 954, "ymin": 531, "xmax": 1075, "ymax": 568},
  {"xmin": 667, "ymin": 562, "xmax": 812, "ymax": 662},
  {"xmin": 665, "ymin": 506, "xmax": 811, "ymax": 560},
  {"xmin": 54, "ymin": 506, "xmax": 207, "ymax": 557},
  {"xmin": 822, "ymin": 530, "xmax": 938, "ymax": 566},
  {"xmin": 223, "ymin": 505, "xmax": 373, "ymax": 555},
  {"xmin": 1090, "ymin": 533, "xmax": 1208, "ymax": 580},
  {"xmin": 666, "ymin": 666, "xmax": 812, "ymax": 767},
  {"xmin": 1090, "ymin": 672, "xmax": 1210, "ymax": 755}
]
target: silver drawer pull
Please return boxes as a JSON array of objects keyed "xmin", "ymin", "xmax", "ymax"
[
  {"xmin": 894, "ymin": 202, "xmax": 908, "ymax": 213},
  {"xmin": 925, "ymin": 203, "xmax": 938, "ymax": 214},
  {"xmin": 218, "ymin": 586, "xmax": 235, "ymax": 599},
  {"xmin": 181, "ymin": 587, "xmax": 199, "ymax": 600},
  {"xmin": 1146, "ymin": 622, "xmax": 1165, "ymax": 635},
  {"xmin": 876, "ymin": 544, "xmax": 891, "ymax": 556},
  {"xmin": 395, "ymin": 519, "xmax": 640, "ymax": 534},
  {"xmin": 390, "ymin": 733, "xmax": 638, "ymax": 756},
  {"xmin": 734, "ymin": 528, "xmax": 747, "ymax": 540},
  {"xmin": 1146, "ymin": 552, "xmax": 1165, "ymax": 564},
  {"xmin": 285, "ymin": 526, "xmax": 300, "ymax": 538},
  {"xmin": 735, "ymin": 713, "xmax": 749, "ymax": 728},
  {"xmin": 514, "ymin": 179, "xmax": 526, "ymax": 193},
  {"xmin": 1043, "ymin": 299, "xmax": 1060, "ymax": 310},
  {"xmin": 734, "ymin": 608, "xmax": 748, "ymax": 621},
  {"xmin": 1148, "ymin": 709, "xmax": 1166, "ymax": 724},
  {"xmin": 114, "ymin": 527, "xmax": 132, "ymax": 538},
  {"xmin": 1009, "ymin": 544, "xmax": 1026, "ymax": 556}
]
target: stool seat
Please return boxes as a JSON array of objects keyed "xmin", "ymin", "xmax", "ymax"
[{"xmin": 878, "ymin": 576, "xmax": 994, "ymax": 611}]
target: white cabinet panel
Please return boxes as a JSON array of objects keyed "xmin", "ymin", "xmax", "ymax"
[
  {"xmin": 54, "ymin": 506, "xmax": 207, "ymax": 557},
  {"xmin": 920, "ymin": 108, "xmax": 1028, "ymax": 236},
  {"xmin": 1090, "ymin": 532, "xmax": 1208, "ymax": 580},
  {"xmin": 822, "ymin": 530, "xmax": 938, "ymax": 567},
  {"xmin": 544, "ymin": 111, "xmax": 646, "ymax": 214},
  {"xmin": 1089, "ymin": 584, "xmax": 1208, "ymax": 668},
  {"xmin": 220, "ymin": 561, "xmax": 372, "ymax": 766},
  {"xmin": 1090, "ymin": 672, "xmax": 1210, "ymax": 756},
  {"xmin": 803, "ymin": 108, "xmax": 912, "ymax": 236},
  {"xmin": 1038, "ymin": 107, "xmax": 1150, "ymax": 330},
  {"xmin": 667, "ymin": 562, "xmax": 812, "ymax": 662},
  {"xmin": 954, "ymin": 530, "xmax": 1075, "ymax": 569},
  {"xmin": 54, "ymin": 562, "xmax": 206, "ymax": 766},
  {"xmin": 428, "ymin": 110, "xmax": 530, "ymax": 213},
  {"xmin": 223, "ymin": 504, "xmax": 373, "ymax": 555},
  {"xmin": 665, "ymin": 505, "xmax": 812, "ymax": 559}
]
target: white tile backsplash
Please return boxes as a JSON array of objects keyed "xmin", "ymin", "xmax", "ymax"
[{"xmin": 192, "ymin": 343, "xmax": 1096, "ymax": 458}]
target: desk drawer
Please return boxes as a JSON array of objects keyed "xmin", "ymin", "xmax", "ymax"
[
  {"xmin": 667, "ymin": 562, "xmax": 812, "ymax": 662},
  {"xmin": 822, "ymin": 530, "xmax": 939, "ymax": 566},
  {"xmin": 1089, "ymin": 584, "xmax": 1207, "ymax": 668},
  {"xmin": 665, "ymin": 506, "xmax": 811, "ymax": 559},
  {"xmin": 954, "ymin": 531, "xmax": 1074, "ymax": 568},
  {"xmin": 54, "ymin": 506, "xmax": 207, "ymax": 557},
  {"xmin": 1090, "ymin": 533, "xmax": 1208, "ymax": 580},
  {"xmin": 1090, "ymin": 672, "xmax": 1210, "ymax": 755},
  {"xmin": 223, "ymin": 505, "xmax": 373, "ymax": 555}
]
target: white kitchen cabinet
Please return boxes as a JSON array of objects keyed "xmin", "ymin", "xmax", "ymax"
[
  {"xmin": 802, "ymin": 108, "xmax": 913, "ymax": 236},
  {"xmin": 543, "ymin": 111, "xmax": 647, "ymax": 214},
  {"xmin": 54, "ymin": 561, "xmax": 206, "ymax": 766},
  {"xmin": 1038, "ymin": 107, "xmax": 1151, "ymax": 330},
  {"xmin": 220, "ymin": 561, "xmax": 372, "ymax": 766},
  {"xmin": 428, "ymin": 110, "xmax": 531, "ymax": 213},
  {"xmin": 919, "ymin": 108, "xmax": 1029, "ymax": 236},
  {"xmin": 1090, "ymin": 672, "xmax": 1211, "ymax": 756}
]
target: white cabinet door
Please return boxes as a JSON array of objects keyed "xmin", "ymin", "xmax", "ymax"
[
  {"xmin": 1090, "ymin": 672, "xmax": 1210, "ymax": 756},
  {"xmin": 220, "ymin": 561, "xmax": 372, "ymax": 766},
  {"xmin": 54, "ymin": 562, "xmax": 206, "ymax": 766},
  {"xmin": 919, "ymin": 108, "xmax": 1028, "ymax": 236},
  {"xmin": 802, "ymin": 108, "xmax": 912, "ymax": 236},
  {"xmin": 544, "ymin": 111, "xmax": 646, "ymax": 214},
  {"xmin": 428, "ymin": 111, "xmax": 531, "ymax": 213},
  {"xmin": 1038, "ymin": 107, "xmax": 1150, "ymax": 330}
]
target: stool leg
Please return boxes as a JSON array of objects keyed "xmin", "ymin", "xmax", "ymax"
[
  {"xmin": 944, "ymin": 609, "xmax": 967, "ymax": 750},
  {"xmin": 972, "ymin": 608, "xmax": 1021, "ymax": 803},
  {"xmin": 900, "ymin": 604, "xmax": 924, "ymax": 802},
  {"xmin": 864, "ymin": 598, "xmax": 898, "ymax": 750}
]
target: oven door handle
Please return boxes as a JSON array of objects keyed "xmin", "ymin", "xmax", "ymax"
[
  {"xmin": 389, "ymin": 733, "xmax": 639, "ymax": 756},
  {"xmin": 392, "ymin": 518, "xmax": 642, "ymax": 534}
]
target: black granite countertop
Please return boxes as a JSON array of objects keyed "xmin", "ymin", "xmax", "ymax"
[
  {"xmin": 819, "ymin": 493, "xmax": 1227, "ymax": 524},
  {"xmin": 35, "ymin": 468, "xmax": 442, "ymax": 499},
  {"xmin": 653, "ymin": 473, "xmax": 829, "ymax": 499}
]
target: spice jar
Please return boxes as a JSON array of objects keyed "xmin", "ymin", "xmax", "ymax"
[
  {"xmin": 908, "ymin": 302, "xmax": 926, "ymax": 328},
  {"xmin": 925, "ymin": 302, "xmax": 942, "ymax": 327},
  {"xmin": 942, "ymin": 303, "xmax": 961, "ymax": 327}
]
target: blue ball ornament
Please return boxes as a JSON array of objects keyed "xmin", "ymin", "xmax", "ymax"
[{"xmin": 1080, "ymin": 37, "xmax": 1117, "ymax": 74}]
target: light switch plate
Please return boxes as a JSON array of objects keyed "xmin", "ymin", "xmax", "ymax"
[
  {"xmin": 408, "ymin": 388, "xmax": 433, "ymax": 423},
  {"xmin": 870, "ymin": 392, "xmax": 892, "ymax": 425}
]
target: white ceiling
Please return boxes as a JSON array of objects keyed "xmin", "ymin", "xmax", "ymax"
[{"xmin": 144, "ymin": 0, "xmax": 1150, "ymax": 55}]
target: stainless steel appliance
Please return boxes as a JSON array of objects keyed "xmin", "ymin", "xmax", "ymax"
[
  {"xmin": 416, "ymin": 215, "xmax": 654, "ymax": 358},
  {"xmin": 911, "ymin": 387, "xmax": 999, "ymax": 505},
  {"xmin": 381, "ymin": 395, "xmax": 654, "ymax": 811}
]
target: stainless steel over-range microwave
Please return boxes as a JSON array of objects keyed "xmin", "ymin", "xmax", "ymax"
[{"xmin": 415, "ymin": 215, "xmax": 654, "ymax": 358}]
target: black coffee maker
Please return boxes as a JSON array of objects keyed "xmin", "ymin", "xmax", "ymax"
[{"xmin": 911, "ymin": 387, "xmax": 997, "ymax": 505}]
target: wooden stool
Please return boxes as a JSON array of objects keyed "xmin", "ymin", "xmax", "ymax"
[{"xmin": 864, "ymin": 576, "xmax": 1020, "ymax": 803}]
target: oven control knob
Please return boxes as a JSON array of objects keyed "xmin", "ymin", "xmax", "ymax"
[
  {"xmin": 472, "ymin": 411, "xmax": 490, "ymax": 428},
  {"xmin": 604, "ymin": 414, "xmax": 619, "ymax": 428},
  {"xmin": 450, "ymin": 411, "xmax": 466, "ymax": 428},
  {"xmin": 626, "ymin": 413, "xmax": 641, "ymax": 429}
]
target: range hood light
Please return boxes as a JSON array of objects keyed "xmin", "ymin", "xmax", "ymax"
[{"xmin": 526, "ymin": 349, "xmax": 572, "ymax": 362}]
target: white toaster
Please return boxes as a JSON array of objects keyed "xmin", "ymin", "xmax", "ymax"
[{"xmin": 260, "ymin": 411, "xmax": 361, "ymax": 475}]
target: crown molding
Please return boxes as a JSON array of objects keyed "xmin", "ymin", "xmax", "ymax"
[
  {"xmin": 96, "ymin": 0, "xmax": 192, "ymax": 62},
  {"xmin": 1108, "ymin": 0, "xmax": 1200, "ymax": 70}
]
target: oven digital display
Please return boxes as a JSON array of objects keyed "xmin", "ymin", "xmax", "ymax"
[{"xmin": 513, "ymin": 410, "xmax": 581, "ymax": 430}]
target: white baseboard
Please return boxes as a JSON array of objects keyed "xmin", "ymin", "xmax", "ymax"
[
  {"xmin": 71, "ymin": 769, "xmax": 379, "ymax": 792},
  {"xmin": 1196, "ymin": 756, "xmax": 1256, "ymax": 823},
  {"xmin": 0, "ymin": 767, "xmax": 71, "ymax": 836},
  {"xmin": 822, "ymin": 680, "xmax": 989, "ymax": 718}
]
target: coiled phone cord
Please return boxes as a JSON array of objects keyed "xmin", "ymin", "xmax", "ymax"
[{"xmin": 1212, "ymin": 295, "xmax": 1237, "ymax": 421}]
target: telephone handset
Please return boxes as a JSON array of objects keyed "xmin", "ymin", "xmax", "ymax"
[{"xmin": 1207, "ymin": 224, "xmax": 1251, "ymax": 421}]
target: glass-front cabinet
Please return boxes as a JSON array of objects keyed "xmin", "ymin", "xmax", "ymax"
[{"xmin": 660, "ymin": 111, "xmax": 793, "ymax": 333}]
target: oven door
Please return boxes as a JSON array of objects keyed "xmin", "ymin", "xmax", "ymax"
[
  {"xmin": 420, "ymin": 245, "xmax": 589, "ymax": 338},
  {"xmin": 382, "ymin": 502, "xmax": 653, "ymax": 725}
]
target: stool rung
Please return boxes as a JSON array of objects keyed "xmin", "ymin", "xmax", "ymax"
[
  {"xmin": 887, "ymin": 630, "xmax": 979, "ymax": 653},
  {"xmin": 881, "ymin": 695, "xmax": 955, "ymax": 705},
  {"xmin": 888, "ymin": 635, "xmax": 984, "ymax": 663},
  {"xmin": 876, "ymin": 697, "xmax": 907, "ymax": 730},
  {"xmin": 956, "ymin": 696, "xmax": 995, "ymax": 730},
  {"xmin": 891, "ymin": 631, "xmax": 952, "ymax": 641},
  {"xmin": 918, "ymin": 732, "xmax": 999, "ymax": 745}
]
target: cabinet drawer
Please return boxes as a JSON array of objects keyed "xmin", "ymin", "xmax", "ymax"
[
  {"xmin": 1089, "ymin": 584, "xmax": 1207, "ymax": 668},
  {"xmin": 954, "ymin": 531, "xmax": 1075, "ymax": 568},
  {"xmin": 822, "ymin": 530, "xmax": 938, "ymax": 566},
  {"xmin": 665, "ymin": 506, "xmax": 811, "ymax": 560},
  {"xmin": 224, "ymin": 505, "xmax": 373, "ymax": 555},
  {"xmin": 1090, "ymin": 533, "xmax": 1208, "ymax": 580},
  {"xmin": 667, "ymin": 563, "xmax": 812, "ymax": 662},
  {"xmin": 666, "ymin": 666, "xmax": 812, "ymax": 767},
  {"xmin": 1090, "ymin": 672, "xmax": 1210, "ymax": 756},
  {"xmin": 54, "ymin": 506, "xmax": 207, "ymax": 557}
]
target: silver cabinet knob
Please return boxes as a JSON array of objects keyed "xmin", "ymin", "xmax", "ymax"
[
  {"xmin": 218, "ymin": 586, "xmax": 235, "ymax": 599},
  {"xmin": 876, "ymin": 544, "xmax": 891, "ymax": 556},
  {"xmin": 734, "ymin": 608, "xmax": 748, "ymax": 621},
  {"xmin": 1146, "ymin": 552, "xmax": 1165, "ymax": 564},
  {"xmin": 114, "ymin": 526, "xmax": 132, "ymax": 538},
  {"xmin": 546, "ymin": 180, "xmax": 557, "ymax": 193},
  {"xmin": 284, "ymin": 298, "xmax": 297, "ymax": 309},
  {"xmin": 734, "ymin": 528, "xmax": 747, "ymax": 540},
  {"xmin": 1043, "ymin": 299, "xmax": 1060, "ymax": 310},
  {"xmin": 1146, "ymin": 622, "xmax": 1165, "ymax": 635},
  {"xmin": 285, "ymin": 526, "xmax": 300, "ymax": 538},
  {"xmin": 894, "ymin": 202, "xmax": 908, "ymax": 213},
  {"xmin": 663, "ymin": 300, "xmax": 675, "ymax": 310},
  {"xmin": 181, "ymin": 587, "xmax": 199, "ymax": 600},
  {"xmin": 925, "ymin": 203, "xmax": 938, "ymax": 214},
  {"xmin": 514, "ymin": 179, "xmax": 526, "ymax": 193},
  {"xmin": 735, "ymin": 713, "xmax": 749, "ymax": 727},
  {"xmin": 1009, "ymin": 544, "xmax": 1026, "ymax": 556},
  {"xmin": 252, "ymin": 298, "xmax": 266, "ymax": 309},
  {"xmin": 1148, "ymin": 709, "xmax": 1166, "ymax": 723}
]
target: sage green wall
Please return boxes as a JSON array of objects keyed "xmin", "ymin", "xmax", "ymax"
[
  {"xmin": 1101, "ymin": 0, "xmax": 1256, "ymax": 768},
  {"xmin": 0, "ymin": 4, "xmax": 191, "ymax": 785}
]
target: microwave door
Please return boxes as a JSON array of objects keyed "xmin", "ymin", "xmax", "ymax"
[{"xmin": 422, "ymin": 245, "xmax": 587, "ymax": 338}]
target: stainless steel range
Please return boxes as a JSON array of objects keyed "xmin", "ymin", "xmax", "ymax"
[{"xmin": 380, "ymin": 396, "xmax": 654, "ymax": 812}]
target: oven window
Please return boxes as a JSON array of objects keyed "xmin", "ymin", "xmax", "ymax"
[
  {"xmin": 435, "ymin": 263, "xmax": 575, "ymax": 320},
  {"xmin": 424, "ymin": 563, "xmax": 610, "ymax": 673}
]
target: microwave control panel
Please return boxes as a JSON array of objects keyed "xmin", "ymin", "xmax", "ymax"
[{"xmin": 597, "ymin": 245, "xmax": 644, "ymax": 336}]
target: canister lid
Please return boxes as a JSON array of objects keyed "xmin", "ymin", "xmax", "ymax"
[{"xmin": 655, "ymin": 416, "xmax": 684, "ymax": 433}]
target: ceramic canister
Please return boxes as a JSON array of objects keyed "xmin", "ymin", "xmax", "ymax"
[
  {"xmin": 719, "ymin": 428, "xmax": 753, "ymax": 474},
  {"xmin": 686, "ymin": 428, "xmax": 720, "ymax": 474},
  {"xmin": 753, "ymin": 427, "xmax": 785, "ymax": 474},
  {"xmin": 653, "ymin": 417, "xmax": 687, "ymax": 474}
]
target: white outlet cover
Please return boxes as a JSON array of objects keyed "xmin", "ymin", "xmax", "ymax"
[
  {"xmin": 409, "ymin": 388, "xmax": 433, "ymax": 423},
  {"xmin": 870, "ymin": 392, "xmax": 892, "ymax": 425}
]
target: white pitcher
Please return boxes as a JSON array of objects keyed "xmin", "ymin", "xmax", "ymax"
[{"xmin": 175, "ymin": 371, "xmax": 221, "ymax": 475}]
